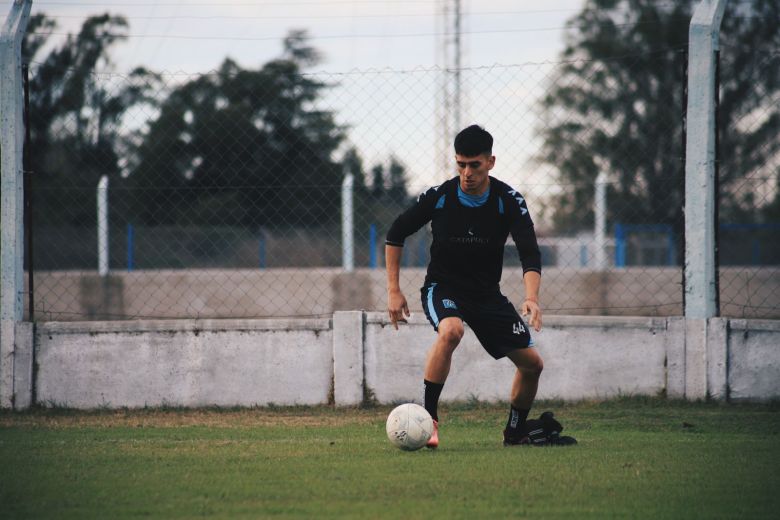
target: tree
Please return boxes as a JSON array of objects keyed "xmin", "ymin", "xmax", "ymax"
[
  {"xmin": 22, "ymin": 13, "xmax": 160, "ymax": 227},
  {"xmin": 370, "ymin": 164, "xmax": 384, "ymax": 199},
  {"xmin": 342, "ymin": 147, "xmax": 367, "ymax": 188},
  {"xmin": 718, "ymin": 1, "xmax": 780, "ymax": 225},
  {"xmin": 127, "ymin": 30, "xmax": 346, "ymax": 228},
  {"xmin": 366, "ymin": 156, "xmax": 411, "ymax": 205},
  {"xmin": 539, "ymin": 0, "xmax": 780, "ymax": 233},
  {"xmin": 386, "ymin": 156, "xmax": 410, "ymax": 205}
]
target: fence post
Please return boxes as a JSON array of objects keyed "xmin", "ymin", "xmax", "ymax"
[
  {"xmin": 666, "ymin": 226, "xmax": 676, "ymax": 266},
  {"xmin": 594, "ymin": 171, "xmax": 608, "ymax": 270},
  {"xmin": 614, "ymin": 224, "xmax": 626, "ymax": 268},
  {"xmin": 417, "ymin": 235, "xmax": 427, "ymax": 267},
  {"xmin": 684, "ymin": 0, "xmax": 729, "ymax": 400},
  {"xmin": 369, "ymin": 224, "xmax": 377, "ymax": 269},
  {"xmin": 126, "ymin": 224, "xmax": 135, "ymax": 271},
  {"xmin": 258, "ymin": 232, "xmax": 267, "ymax": 269},
  {"xmin": 341, "ymin": 173, "xmax": 354, "ymax": 272},
  {"xmin": 0, "ymin": 0, "xmax": 32, "ymax": 410},
  {"xmin": 332, "ymin": 311, "xmax": 364, "ymax": 406},
  {"xmin": 97, "ymin": 175, "xmax": 109, "ymax": 276},
  {"xmin": 686, "ymin": 0, "xmax": 727, "ymax": 320}
]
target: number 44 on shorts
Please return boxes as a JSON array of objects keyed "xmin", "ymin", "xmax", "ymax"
[{"xmin": 512, "ymin": 322, "xmax": 526, "ymax": 335}]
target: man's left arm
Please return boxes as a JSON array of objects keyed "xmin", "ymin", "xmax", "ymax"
[
  {"xmin": 521, "ymin": 270, "xmax": 542, "ymax": 332},
  {"xmin": 504, "ymin": 188, "xmax": 543, "ymax": 331}
]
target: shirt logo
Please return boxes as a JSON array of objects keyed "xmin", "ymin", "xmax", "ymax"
[
  {"xmin": 451, "ymin": 224, "xmax": 488, "ymax": 245},
  {"xmin": 451, "ymin": 235, "xmax": 489, "ymax": 245}
]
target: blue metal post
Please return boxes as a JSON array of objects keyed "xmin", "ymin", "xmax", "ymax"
[
  {"xmin": 126, "ymin": 223, "xmax": 134, "ymax": 271},
  {"xmin": 418, "ymin": 235, "xmax": 427, "ymax": 266},
  {"xmin": 751, "ymin": 238, "xmax": 760, "ymax": 265},
  {"xmin": 615, "ymin": 223, "xmax": 626, "ymax": 267},
  {"xmin": 369, "ymin": 224, "xmax": 377, "ymax": 269},
  {"xmin": 259, "ymin": 234, "xmax": 266, "ymax": 269},
  {"xmin": 666, "ymin": 226, "xmax": 676, "ymax": 266}
]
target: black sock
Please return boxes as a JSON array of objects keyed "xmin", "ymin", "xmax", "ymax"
[
  {"xmin": 505, "ymin": 406, "xmax": 530, "ymax": 437},
  {"xmin": 423, "ymin": 380, "xmax": 444, "ymax": 422}
]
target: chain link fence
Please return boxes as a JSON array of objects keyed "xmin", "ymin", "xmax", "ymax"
[
  {"xmin": 25, "ymin": 45, "xmax": 779, "ymax": 321},
  {"xmin": 717, "ymin": 38, "xmax": 780, "ymax": 319}
]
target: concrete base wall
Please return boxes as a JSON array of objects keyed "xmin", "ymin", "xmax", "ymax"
[
  {"xmin": 34, "ymin": 319, "xmax": 333, "ymax": 408},
  {"xmin": 363, "ymin": 314, "xmax": 671, "ymax": 403},
  {"xmin": 2, "ymin": 314, "xmax": 779, "ymax": 409},
  {"xmin": 727, "ymin": 320, "xmax": 780, "ymax": 402}
]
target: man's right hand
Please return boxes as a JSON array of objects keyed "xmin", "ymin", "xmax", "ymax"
[{"xmin": 388, "ymin": 289, "xmax": 411, "ymax": 330}]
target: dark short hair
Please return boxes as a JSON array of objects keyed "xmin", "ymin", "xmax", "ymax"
[{"xmin": 454, "ymin": 125, "xmax": 493, "ymax": 156}]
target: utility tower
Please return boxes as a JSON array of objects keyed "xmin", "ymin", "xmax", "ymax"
[{"xmin": 436, "ymin": 0, "xmax": 463, "ymax": 182}]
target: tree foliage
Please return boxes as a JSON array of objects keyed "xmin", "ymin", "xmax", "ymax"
[
  {"xmin": 539, "ymin": 0, "xmax": 780, "ymax": 232},
  {"xmin": 23, "ymin": 13, "xmax": 160, "ymax": 226},
  {"xmin": 125, "ymin": 31, "xmax": 348, "ymax": 227},
  {"xmin": 21, "ymin": 15, "xmax": 411, "ymax": 237}
]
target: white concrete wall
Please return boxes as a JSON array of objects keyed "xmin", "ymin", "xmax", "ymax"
[
  {"xmin": 3, "ymin": 314, "xmax": 778, "ymax": 409},
  {"xmin": 35, "ymin": 318, "xmax": 333, "ymax": 408},
  {"xmin": 363, "ymin": 314, "xmax": 670, "ymax": 403},
  {"xmin": 727, "ymin": 319, "xmax": 780, "ymax": 402}
]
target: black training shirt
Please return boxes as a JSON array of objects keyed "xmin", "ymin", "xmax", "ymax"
[{"xmin": 386, "ymin": 176, "xmax": 542, "ymax": 295}]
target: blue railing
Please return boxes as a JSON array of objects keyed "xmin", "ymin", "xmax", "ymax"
[
  {"xmin": 614, "ymin": 224, "xmax": 676, "ymax": 267},
  {"xmin": 614, "ymin": 222, "xmax": 780, "ymax": 267}
]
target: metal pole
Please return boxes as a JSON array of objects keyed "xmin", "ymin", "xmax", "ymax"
[
  {"xmin": 453, "ymin": 0, "xmax": 461, "ymax": 133},
  {"xmin": 683, "ymin": 0, "xmax": 729, "ymax": 400},
  {"xmin": 369, "ymin": 224, "xmax": 377, "ymax": 269},
  {"xmin": 22, "ymin": 63, "xmax": 34, "ymax": 321},
  {"xmin": 681, "ymin": 47, "xmax": 688, "ymax": 308},
  {"xmin": 0, "ymin": 0, "xmax": 32, "ymax": 409},
  {"xmin": 341, "ymin": 173, "xmax": 354, "ymax": 272},
  {"xmin": 127, "ymin": 224, "xmax": 135, "ymax": 272},
  {"xmin": 713, "ymin": 47, "xmax": 721, "ymax": 315},
  {"xmin": 685, "ymin": 0, "xmax": 728, "ymax": 320},
  {"xmin": 594, "ymin": 171, "xmax": 608, "ymax": 270},
  {"xmin": 258, "ymin": 232, "xmax": 266, "ymax": 269},
  {"xmin": 614, "ymin": 224, "xmax": 626, "ymax": 268},
  {"xmin": 97, "ymin": 175, "xmax": 109, "ymax": 276}
]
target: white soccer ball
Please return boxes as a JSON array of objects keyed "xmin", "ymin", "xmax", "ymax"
[{"xmin": 386, "ymin": 403, "xmax": 434, "ymax": 451}]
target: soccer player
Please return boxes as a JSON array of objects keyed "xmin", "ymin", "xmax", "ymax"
[{"xmin": 385, "ymin": 124, "xmax": 544, "ymax": 448}]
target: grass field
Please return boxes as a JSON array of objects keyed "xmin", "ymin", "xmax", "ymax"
[{"xmin": 1, "ymin": 398, "xmax": 779, "ymax": 519}]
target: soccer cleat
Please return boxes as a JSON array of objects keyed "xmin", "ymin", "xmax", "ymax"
[
  {"xmin": 503, "ymin": 429, "xmax": 532, "ymax": 447},
  {"xmin": 503, "ymin": 429, "xmax": 578, "ymax": 447},
  {"xmin": 426, "ymin": 420, "xmax": 439, "ymax": 449},
  {"xmin": 548, "ymin": 433, "xmax": 578, "ymax": 446}
]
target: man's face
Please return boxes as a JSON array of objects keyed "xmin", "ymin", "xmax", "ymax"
[{"xmin": 455, "ymin": 153, "xmax": 494, "ymax": 195}]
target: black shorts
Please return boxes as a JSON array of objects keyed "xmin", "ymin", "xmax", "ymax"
[{"xmin": 420, "ymin": 282, "xmax": 533, "ymax": 359}]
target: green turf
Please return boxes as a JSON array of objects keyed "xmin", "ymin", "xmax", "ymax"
[{"xmin": 1, "ymin": 398, "xmax": 778, "ymax": 519}]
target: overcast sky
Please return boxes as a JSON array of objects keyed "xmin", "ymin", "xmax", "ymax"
[
  {"xmin": 23, "ymin": 0, "xmax": 586, "ymax": 73},
  {"xmin": 9, "ymin": 0, "xmax": 590, "ymax": 212}
]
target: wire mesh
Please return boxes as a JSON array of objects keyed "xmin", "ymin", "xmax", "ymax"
[
  {"xmin": 717, "ymin": 40, "xmax": 780, "ymax": 319},
  {"xmin": 24, "ymin": 46, "xmax": 778, "ymax": 321}
]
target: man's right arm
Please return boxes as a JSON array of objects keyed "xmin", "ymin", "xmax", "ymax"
[
  {"xmin": 384, "ymin": 184, "xmax": 441, "ymax": 329},
  {"xmin": 386, "ymin": 245, "xmax": 409, "ymax": 329}
]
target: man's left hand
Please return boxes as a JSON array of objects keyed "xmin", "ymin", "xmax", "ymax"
[{"xmin": 521, "ymin": 299, "xmax": 543, "ymax": 332}]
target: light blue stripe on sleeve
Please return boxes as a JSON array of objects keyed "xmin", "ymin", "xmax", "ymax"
[{"xmin": 426, "ymin": 283, "xmax": 439, "ymax": 327}]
